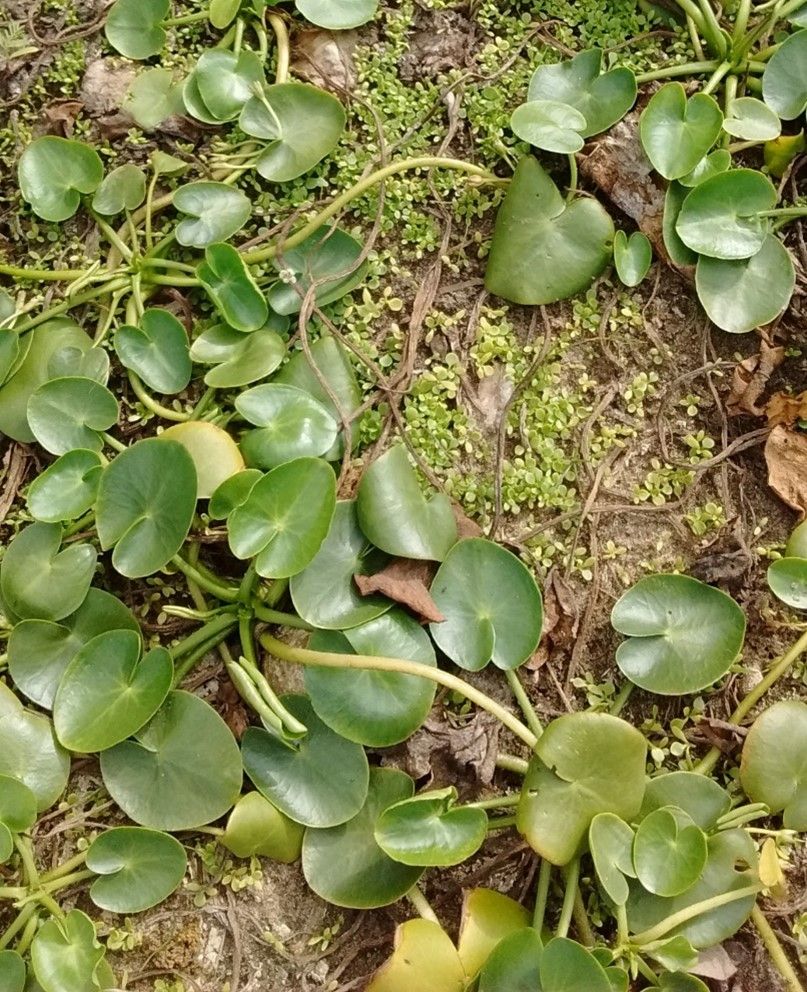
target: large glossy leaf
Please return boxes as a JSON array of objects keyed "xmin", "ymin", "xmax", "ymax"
[
  {"xmin": 242, "ymin": 694, "xmax": 369, "ymax": 827},
  {"xmin": 429, "ymin": 537, "xmax": 543, "ymax": 671},
  {"xmin": 193, "ymin": 50, "xmax": 265, "ymax": 121},
  {"xmin": 221, "ymin": 792, "xmax": 304, "ymax": 862},
  {"xmin": 640, "ymin": 772, "xmax": 730, "ymax": 832},
  {"xmin": 633, "ymin": 806, "xmax": 708, "ymax": 897},
  {"xmin": 100, "ymin": 690, "xmax": 242, "ymax": 830},
  {"xmin": 762, "ymin": 28, "xmax": 807, "ymax": 119},
  {"xmin": 768, "ymin": 557, "xmax": 807, "ymax": 609},
  {"xmin": 296, "ymin": 0, "xmax": 378, "ymax": 28},
  {"xmin": 18, "ymin": 137, "xmax": 103, "ymax": 222},
  {"xmin": 123, "ymin": 68, "xmax": 184, "ymax": 130},
  {"xmin": 302, "ymin": 767, "xmax": 422, "ymax": 908},
  {"xmin": 174, "ymin": 182, "xmax": 251, "ymax": 248},
  {"xmin": 190, "ymin": 324, "xmax": 285, "ymax": 388},
  {"xmin": 27, "ymin": 377, "xmax": 118, "ymax": 455},
  {"xmin": 0, "ymin": 684, "xmax": 70, "ymax": 810},
  {"xmin": 722, "ymin": 97, "xmax": 782, "ymax": 141},
  {"xmin": 114, "ymin": 309, "xmax": 191, "ymax": 395},
  {"xmin": 1, "ymin": 522, "xmax": 96, "ymax": 622},
  {"xmin": 510, "ymin": 100, "xmax": 585, "ymax": 153},
  {"xmin": 639, "ymin": 84, "xmax": 723, "ymax": 180},
  {"xmin": 104, "ymin": 0, "xmax": 168, "ymax": 58},
  {"xmin": 197, "ymin": 243, "xmax": 268, "ymax": 332},
  {"xmin": 457, "ymin": 888, "xmax": 530, "ymax": 978},
  {"xmin": 478, "ymin": 928, "xmax": 543, "ymax": 992},
  {"xmin": 92, "ymin": 164, "xmax": 146, "ymax": 215},
  {"xmin": 87, "ymin": 827, "xmax": 187, "ymax": 913},
  {"xmin": 540, "ymin": 938, "xmax": 613, "ymax": 992},
  {"xmin": 290, "ymin": 500, "xmax": 390, "ymax": 629},
  {"xmin": 740, "ymin": 700, "xmax": 807, "ymax": 829},
  {"xmin": 517, "ymin": 713, "xmax": 647, "ymax": 865},
  {"xmin": 485, "ymin": 156, "xmax": 614, "ymax": 305},
  {"xmin": 31, "ymin": 910, "xmax": 106, "ymax": 992},
  {"xmin": 236, "ymin": 383, "xmax": 338, "ymax": 468},
  {"xmin": 0, "ymin": 951, "xmax": 25, "ymax": 992},
  {"xmin": 266, "ymin": 227, "xmax": 366, "ymax": 315},
  {"xmin": 305, "ymin": 610, "xmax": 436, "ymax": 746},
  {"xmin": 611, "ymin": 574, "xmax": 746, "ymax": 694},
  {"xmin": 54, "ymin": 631, "xmax": 172, "ymax": 753},
  {"xmin": 366, "ymin": 919, "xmax": 465, "ymax": 992},
  {"xmin": 374, "ymin": 786, "xmax": 486, "ymax": 866},
  {"xmin": 9, "ymin": 588, "xmax": 139, "ymax": 710},
  {"xmin": 27, "ymin": 450, "xmax": 102, "ymax": 523},
  {"xmin": 614, "ymin": 230, "xmax": 652, "ymax": 287},
  {"xmin": 526, "ymin": 48, "xmax": 637, "ymax": 136},
  {"xmin": 96, "ymin": 438, "xmax": 197, "ymax": 579},
  {"xmin": 159, "ymin": 422, "xmax": 245, "ymax": 499},
  {"xmin": 589, "ymin": 812, "xmax": 636, "ymax": 905}
]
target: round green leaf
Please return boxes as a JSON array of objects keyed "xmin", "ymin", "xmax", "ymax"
[
  {"xmin": 290, "ymin": 499, "xmax": 391, "ymax": 629},
  {"xmin": 54, "ymin": 631, "xmax": 172, "ymax": 752},
  {"xmin": 640, "ymin": 771, "xmax": 730, "ymax": 832},
  {"xmin": 104, "ymin": 0, "xmax": 167, "ymax": 57},
  {"xmin": 762, "ymin": 28, "xmax": 807, "ymax": 120},
  {"xmin": 237, "ymin": 383, "xmax": 338, "ymax": 469},
  {"xmin": 613, "ymin": 230, "xmax": 652, "ymax": 287},
  {"xmin": 367, "ymin": 918, "xmax": 465, "ymax": 992},
  {"xmin": 181, "ymin": 71, "xmax": 222, "ymax": 125},
  {"xmin": 479, "ymin": 928, "xmax": 543, "ymax": 992},
  {"xmin": 656, "ymin": 976, "xmax": 709, "ymax": 992},
  {"xmin": 485, "ymin": 155, "xmax": 614, "ymax": 305},
  {"xmin": 639, "ymin": 84, "xmax": 723, "ymax": 180},
  {"xmin": 87, "ymin": 827, "xmax": 187, "ymax": 913},
  {"xmin": 221, "ymin": 792, "xmax": 304, "ymax": 862},
  {"xmin": 266, "ymin": 227, "xmax": 366, "ymax": 316},
  {"xmin": 8, "ymin": 587, "xmax": 139, "ymax": 710},
  {"xmin": 208, "ymin": 469, "xmax": 262, "ymax": 520},
  {"xmin": 723, "ymin": 97, "xmax": 782, "ymax": 141},
  {"xmin": 787, "ymin": 520, "xmax": 807, "ymax": 557},
  {"xmin": 429, "ymin": 537, "xmax": 542, "ymax": 671},
  {"xmin": 740, "ymin": 699, "xmax": 807, "ymax": 829},
  {"xmin": 527, "ymin": 48, "xmax": 637, "ymax": 136},
  {"xmin": 159, "ymin": 422, "xmax": 245, "ymax": 499},
  {"xmin": 197, "ymin": 243, "xmax": 268, "ymax": 332},
  {"xmin": 27, "ymin": 449, "xmax": 103, "ymax": 523},
  {"xmin": 100, "ymin": 690, "xmax": 242, "ymax": 830},
  {"xmin": 296, "ymin": 0, "xmax": 378, "ymax": 28},
  {"xmin": 228, "ymin": 457, "xmax": 336, "ymax": 577},
  {"xmin": 302, "ymin": 766, "xmax": 422, "ymax": 908},
  {"xmin": 48, "ymin": 344, "xmax": 109, "ymax": 384},
  {"xmin": 457, "ymin": 889, "xmax": 531, "ymax": 978},
  {"xmin": 676, "ymin": 169, "xmax": 776, "ymax": 260},
  {"xmin": 27, "ymin": 377, "xmax": 118, "ymax": 455},
  {"xmin": 0, "ymin": 951, "xmax": 25, "ymax": 992},
  {"xmin": 305, "ymin": 609, "xmax": 436, "ymax": 746},
  {"xmin": 195, "ymin": 50, "xmax": 265, "ymax": 122},
  {"xmin": 96, "ymin": 438, "xmax": 197, "ymax": 579},
  {"xmin": 541, "ymin": 938, "xmax": 613, "ymax": 992},
  {"xmin": 589, "ymin": 812, "xmax": 636, "ymax": 905},
  {"xmin": 31, "ymin": 910, "xmax": 105, "ymax": 992},
  {"xmin": 663, "ymin": 182, "xmax": 698, "ymax": 267},
  {"xmin": 91, "ymin": 164, "xmax": 146, "ymax": 215},
  {"xmin": 678, "ymin": 148, "xmax": 732, "ymax": 188},
  {"xmin": 18, "ymin": 137, "xmax": 103, "ymax": 222},
  {"xmin": 768, "ymin": 557, "xmax": 807, "ymax": 609},
  {"xmin": 1, "ymin": 522, "xmax": 96, "ymax": 622},
  {"xmin": 122, "ymin": 68, "xmax": 184, "ymax": 130},
  {"xmin": 239, "ymin": 83, "xmax": 346, "ymax": 182},
  {"xmin": 0, "ymin": 774, "xmax": 37, "ymax": 833},
  {"xmin": 510, "ymin": 99, "xmax": 585, "ymax": 153},
  {"xmin": 114, "ymin": 309, "xmax": 192, "ymax": 395},
  {"xmin": 174, "ymin": 182, "xmax": 251, "ymax": 248},
  {"xmin": 517, "ymin": 712, "xmax": 647, "ymax": 865},
  {"xmin": 242, "ymin": 694, "xmax": 368, "ymax": 827},
  {"xmin": 611, "ymin": 574, "xmax": 746, "ymax": 694},
  {"xmin": 190, "ymin": 324, "xmax": 285, "ymax": 388},
  {"xmin": 209, "ymin": 0, "xmax": 241, "ymax": 28},
  {"xmin": 0, "ymin": 683, "xmax": 70, "ymax": 811},
  {"xmin": 634, "ymin": 806, "xmax": 708, "ymax": 897},
  {"xmin": 374, "ymin": 786, "xmax": 486, "ymax": 866}
]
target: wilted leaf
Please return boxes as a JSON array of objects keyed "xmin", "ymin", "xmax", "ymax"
[
  {"xmin": 354, "ymin": 558, "xmax": 444, "ymax": 623},
  {"xmin": 766, "ymin": 390, "xmax": 807, "ymax": 427},
  {"xmin": 765, "ymin": 425, "xmax": 807, "ymax": 519}
]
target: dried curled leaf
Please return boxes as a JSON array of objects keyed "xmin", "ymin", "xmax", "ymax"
[{"xmin": 765, "ymin": 426, "xmax": 807, "ymax": 519}]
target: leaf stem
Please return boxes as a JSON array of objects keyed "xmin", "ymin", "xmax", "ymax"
[
  {"xmin": 504, "ymin": 669, "xmax": 543, "ymax": 739},
  {"xmin": 10, "ymin": 278, "xmax": 131, "ymax": 335},
  {"xmin": 0, "ymin": 263, "xmax": 92, "ymax": 281},
  {"xmin": 39, "ymin": 851, "xmax": 88, "ymax": 883},
  {"xmin": 252, "ymin": 602, "xmax": 315, "ymax": 630},
  {"xmin": 0, "ymin": 905, "xmax": 36, "ymax": 950},
  {"xmin": 609, "ymin": 681, "xmax": 634, "ymax": 717},
  {"xmin": 487, "ymin": 814, "xmax": 517, "ymax": 831},
  {"xmin": 14, "ymin": 910, "xmax": 39, "ymax": 956},
  {"xmin": 556, "ymin": 857, "xmax": 580, "ymax": 938},
  {"xmin": 533, "ymin": 858, "xmax": 552, "ymax": 932},
  {"xmin": 128, "ymin": 370, "xmax": 191, "ymax": 422},
  {"xmin": 496, "ymin": 753, "xmax": 529, "ymax": 775},
  {"xmin": 751, "ymin": 905, "xmax": 806, "ymax": 992},
  {"xmin": 573, "ymin": 886, "xmax": 595, "ymax": 947},
  {"xmin": 163, "ymin": 11, "xmax": 209, "ymax": 26},
  {"xmin": 465, "ymin": 794, "xmax": 519, "ymax": 811},
  {"xmin": 632, "ymin": 885, "xmax": 762, "ymax": 945},
  {"xmin": 267, "ymin": 13, "xmax": 290, "ymax": 84},
  {"xmin": 701, "ymin": 59, "xmax": 733, "ymax": 95},
  {"xmin": 171, "ymin": 612, "xmax": 239, "ymax": 666},
  {"xmin": 171, "ymin": 556, "xmax": 241, "ymax": 603},
  {"xmin": 407, "ymin": 885, "xmax": 440, "ymax": 924},
  {"xmin": 14, "ymin": 837, "xmax": 39, "ymax": 890}
]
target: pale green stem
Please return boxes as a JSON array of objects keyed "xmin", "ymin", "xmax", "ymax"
[
  {"xmin": 170, "ymin": 556, "xmax": 240, "ymax": 603},
  {"xmin": 267, "ymin": 13, "xmax": 290, "ymax": 84},
  {"xmin": 556, "ymin": 858, "xmax": 580, "ymax": 938},
  {"xmin": 504, "ymin": 669, "xmax": 543, "ymax": 739},
  {"xmin": 533, "ymin": 859, "xmax": 552, "ymax": 932},
  {"xmin": 466, "ymin": 795, "xmax": 519, "ymax": 811},
  {"xmin": 610, "ymin": 682, "xmax": 634, "ymax": 717},
  {"xmin": 407, "ymin": 885, "xmax": 440, "ymax": 924},
  {"xmin": 633, "ymin": 885, "xmax": 762, "ymax": 945},
  {"xmin": 128, "ymin": 371, "xmax": 191, "ymax": 422},
  {"xmin": 751, "ymin": 906, "xmax": 807, "ymax": 992},
  {"xmin": 496, "ymin": 753, "xmax": 529, "ymax": 775}
]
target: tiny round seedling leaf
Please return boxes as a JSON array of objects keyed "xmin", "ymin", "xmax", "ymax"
[
  {"xmin": 266, "ymin": 227, "xmax": 366, "ymax": 316},
  {"xmin": 104, "ymin": 0, "xmax": 168, "ymax": 58},
  {"xmin": 123, "ymin": 68, "xmax": 184, "ymax": 130},
  {"xmin": 768, "ymin": 557, "xmax": 807, "ymax": 609},
  {"xmin": 639, "ymin": 84, "xmax": 723, "ymax": 180},
  {"xmin": 18, "ymin": 137, "xmax": 104, "ymax": 222},
  {"xmin": 190, "ymin": 324, "xmax": 285, "ymax": 388},
  {"xmin": 236, "ymin": 383, "xmax": 338, "ymax": 469},
  {"xmin": 762, "ymin": 28, "xmax": 807, "ymax": 120},
  {"xmin": 27, "ymin": 376, "xmax": 118, "ymax": 455},
  {"xmin": 740, "ymin": 699, "xmax": 807, "ymax": 830},
  {"xmin": 91, "ymin": 164, "xmax": 146, "ymax": 215},
  {"xmin": 159, "ymin": 422, "xmax": 245, "ymax": 499},
  {"xmin": 296, "ymin": 0, "xmax": 378, "ymax": 29},
  {"xmin": 0, "ymin": 775, "xmax": 37, "ymax": 834},
  {"xmin": 174, "ymin": 181, "xmax": 251, "ymax": 248},
  {"xmin": 87, "ymin": 827, "xmax": 187, "ymax": 913},
  {"xmin": 510, "ymin": 99, "xmax": 586, "ymax": 153},
  {"xmin": 221, "ymin": 792, "xmax": 304, "ymax": 862},
  {"xmin": 115, "ymin": 309, "xmax": 192, "ymax": 395},
  {"xmin": 27, "ymin": 449, "xmax": 103, "ymax": 523},
  {"xmin": 722, "ymin": 97, "xmax": 782, "ymax": 141},
  {"xmin": 613, "ymin": 230, "xmax": 652, "ymax": 287},
  {"xmin": 611, "ymin": 574, "xmax": 746, "ymax": 694},
  {"xmin": 374, "ymin": 786, "xmax": 487, "ymax": 866},
  {"xmin": 633, "ymin": 806, "xmax": 708, "ymax": 897},
  {"xmin": 0, "ymin": 683, "xmax": 70, "ymax": 810},
  {"xmin": 31, "ymin": 910, "xmax": 105, "ymax": 992},
  {"xmin": 366, "ymin": 918, "xmax": 465, "ymax": 992},
  {"xmin": 197, "ymin": 243, "xmax": 268, "ymax": 332}
]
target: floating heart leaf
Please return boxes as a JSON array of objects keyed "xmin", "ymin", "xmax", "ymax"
[
  {"xmin": 19, "ymin": 137, "xmax": 104, "ymax": 222},
  {"xmin": 611, "ymin": 574, "xmax": 746, "ymax": 694},
  {"xmin": 100, "ymin": 690, "xmax": 242, "ymax": 830},
  {"xmin": 27, "ymin": 377, "xmax": 118, "ymax": 455},
  {"xmin": 678, "ymin": 148, "xmax": 732, "ymax": 188},
  {"xmin": 302, "ymin": 767, "xmax": 422, "ymax": 908},
  {"xmin": 762, "ymin": 28, "xmax": 807, "ymax": 120},
  {"xmin": 96, "ymin": 438, "xmax": 197, "ymax": 579},
  {"xmin": 31, "ymin": 910, "xmax": 106, "ymax": 992},
  {"xmin": 221, "ymin": 792, "xmax": 304, "ymax": 862},
  {"xmin": 190, "ymin": 323, "xmax": 285, "ymax": 388},
  {"xmin": 267, "ymin": 227, "xmax": 366, "ymax": 315},
  {"xmin": 194, "ymin": 50, "xmax": 265, "ymax": 122},
  {"xmin": 208, "ymin": 469, "xmax": 262, "ymax": 519},
  {"xmin": 633, "ymin": 806, "xmax": 708, "ymax": 897},
  {"xmin": 510, "ymin": 99, "xmax": 586, "ymax": 153},
  {"xmin": 457, "ymin": 888, "xmax": 530, "ymax": 978},
  {"xmin": 478, "ymin": 928, "xmax": 543, "ymax": 992},
  {"xmin": 296, "ymin": 0, "xmax": 378, "ymax": 29},
  {"xmin": 429, "ymin": 538, "xmax": 543, "ymax": 671},
  {"xmin": 305, "ymin": 609, "xmax": 436, "ymax": 746},
  {"xmin": 0, "ymin": 684, "xmax": 69, "ymax": 810},
  {"xmin": 639, "ymin": 84, "xmax": 723, "ymax": 180},
  {"xmin": 367, "ymin": 919, "xmax": 465, "ymax": 992},
  {"xmin": 114, "ymin": 309, "xmax": 192, "ymax": 395},
  {"xmin": 517, "ymin": 712, "xmax": 647, "ymax": 865},
  {"xmin": 614, "ymin": 230, "xmax": 652, "ymax": 287},
  {"xmin": 740, "ymin": 699, "xmax": 807, "ymax": 829},
  {"xmin": 197, "ymin": 243, "xmax": 268, "ymax": 332},
  {"xmin": 27, "ymin": 449, "xmax": 103, "ymax": 523},
  {"xmin": 123, "ymin": 68, "xmax": 184, "ymax": 130},
  {"xmin": 236, "ymin": 383, "xmax": 338, "ymax": 468},
  {"xmin": 485, "ymin": 156, "xmax": 614, "ymax": 305},
  {"xmin": 290, "ymin": 500, "xmax": 390, "ymax": 629},
  {"xmin": 1, "ymin": 523, "xmax": 96, "ymax": 622},
  {"xmin": 357, "ymin": 444, "xmax": 457, "ymax": 560},
  {"xmin": 768, "ymin": 557, "xmax": 807, "ymax": 609},
  {"xmin": 589, "ymin": 812, "xmax": 636, "ymax": 905},
  {"xmin": 375, "ymin": 786, "xmax": 486, "ymax": 866},
  {"xmin": 0, "ymin": 951, "xmax": 25, "ymax": 992},
  {"xmin": 9, "ymin": 588, "xmax": 138, "ymax": 710},
  {"xmin": 722, "ymin": 97, "xmax": 781, "ymax": 141},
  {"xmin": 87, "ymin": 827, "xmax": 186, "ymax": 913},
  {"xmin": 242, "ymin": 694, "xmax": 369, "ymax": 827},
  {"xmin": 174, "ymin": 182, "xmax": 251, "ymax": 248},
  {"xmin": 540, "ymin": 938, "xmax": 613, "ymax": 992},
  {"xmin": 54, "ymin": 631, "xmax": 172, "ymax": 753},
  {"xmin": 104, "ymin": 0, "xmax": 168, "ymax": 58},
  {"xmin": 91, "ymin": 164, "xmax": 146, "ymax": 215},
  {"xmin": 640, "ymin": 772, "xmax": 730, "ymax": 832},
  {"xmin": 159, "ymin": 422, "xmax": 245, "ymax": 499},
  {"xmin": 526, "ymin": 48, "xmax": 637, "ymax": 136}
]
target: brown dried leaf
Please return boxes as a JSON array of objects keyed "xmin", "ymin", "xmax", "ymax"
[
  {"xmin": 354, "ymin": 558, "xmax": 445, "ymax": 624},
  {"xmin": 384, "ymin": 712, "xmax": 500, "ymax": 786},
  {"xmin": 727, "ymin": 342, "xmax": 785, "ymax": 417},
  {"xmin": 43, "ymin": 100, "xmax": 83, "ymax": 136},
  {"xmin": 765, "ymin": 425, "xmax": 807, "ymax": 520},
  {"xmin": 291, "ymin": 29, "xmax": 357, "ymax": 93},
  {"xmin": 528, "ymin": 568, "xmax": 579, "ymax": 671},
  {"xmin": 766, "ymin": 389, "xmax": 807, "ymax": 428},
  {"xmin": 691, "ymin": 944, "xmax": 738, "ymax": 981},
  {"xmin": 453, "ymin": 504, "xmax": 483, "ymax": 540}
]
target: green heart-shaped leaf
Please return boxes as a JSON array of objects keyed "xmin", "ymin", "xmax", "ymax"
[
  {"xmin": 457, "ymin": 888, "xmax": 531, "ymax": 978},
  {"xmin": 240, "ymin": 82, "xmax": 346, "ymax": 182},
  {"xmin": 634, "ymin": 806, "xmax": 708, "ymax": 897},
  {"xmin": 527, "ymin": 48, "xmax": 637, "ymax": 136},
  {"xmin": 208, "ymin": 469, "xmax": 262, "ymax": 520},
  {"xmin": 768, "ymin": 557, "xmax": 807, "ymax": 609},
  {"xmin": 0, "ymin": 683, "xmax": 70, "ymax": 810},
  {"xmin": 678, "ymin": 148, "xmax": 732, "ymax": 188},
  {"xmin": 762, "ymin": 28, "xmax": 807, "ymax": 120},
  {"xmin": 302, "ymin": 766, "xmax": 422, "ymax": 908},
  {"xmin": 228, "ymin": 457, "xmax": 336, "ymax": 577},
  {"xmin": 27, "ymin": 449, "xmax": 103, "ymax": 523},
  {"xmin": 31, "ymin": 910, "xmax": 106, "ymax": 992},
  {"xmin": 159, "ymin": 422, "xmax": 245, "ymax": 499},
  {"xmin": 87, "ymin": 827, "xmax": 187, "ymax": 913},
  {"xmin": 640, "ymin": 771, "xmax": 730, "ymax": 832},
  {"xmin": 296, "ymin": 0, "xmax": 378, "ymax": 28},
  {"xmin": 1, "ymin": 522, "xmax": 96, "ymax": 622},
  {"xmin": 100, "ymin": 690, "xmax": 242, "ymax": 830},
  {"xmin": 290, "ymin": 499, "xmax": 390, "ymax": 629},
  {"xmin": 267, "ymin": 227, "xmax": 366, "ymax": 315},
  {"xmin": 0, "ymin": 774, "xmax": 37, "ymax": 834},
  {"xmin": 91, "ymin": 164, "xmax": 146, "ymax": 215},
  {"xmin": 367, "ymin": 919, "xmax": 465, "ymax": 992},
  {"xmin": 611, "ymin": 574, "xmax": 746, "ymax": 694},
  {"xmin": 237, "ymin": 384, "xmax": 338, "ymax": 469},
  {"xmin": 54, "ymin": 630, "xmax": 172, "ymax": 752},
  {"xmin": 517, "ymin": 712, "xmax": 647, "ymax": 865},
  {"xmin": 0, "ymin": 951, "xmax": 25, "ymax": 992},
  {"xmin": 723, "ymin": 97, "xmax": 782, "ymax": 141},
  {"xmin": 221, "ymin": 792, "xmax": 304, "ymax": 861},
  {"xmin": 540, "ymin": 938, "xmax": 613, "ymax": 992},
  {"xmin": 174, "ymin": 182, "xmax": 251, "ymax": 248},
  {"xmin": 485, "ymin": 156, "xmax": 614, "ymax": 305},
  {"xmin": 510, "ymin": 99, "xmax": 586, "ymax": 153},
  {"xmin": 190, "ymin": 323, "xmax": 285, "ymax": 388},
  {"xmin": 209, "ymin": 0, "xmax": 241, "ymax": 28},
  {"xmin": 614, "ymin": 230, "xmax": 652, "ymax": 287},
  {"xmin": 123, "ymin": 68, "xmax": 184, "ymax": 130},
  {"xmin": 740, "ymin": 699, "xmax": 807, "ymax": 829},
  {"xmin": 198, "ymin": 243, "xmax": 268, "ymax": 332},
  {"xmin": 478, "ymin": 928, "xmax": 543, "ymax": 992},
  {"xmin": 589, "ymin": 812, "xmax": 636, "ymax": 905},
  {"xmin": 96, "ymin": 438, "xmax": 197, "ymax": 579},
  {"xmin": 242, "ymin": 694, "xmax": 369, "ymax": 827},
  {"xmin": 115, "ymin": 309, "xmax": 192, "ymax": 395},
  {"xmin": 357, "ymin": 444, "xmax": 457, "ymax": 560},
  {"xmin": 429, "ymin": 537, "xmax": 543, "ymax": 671},
  {"xmin": 48, "ymin": 344, "xmax": 109, "ymax": 384},
  {"xmin": 18, "ymin": 137, "xmax": 103, "ymax": 222},
  {"xmin": 27, "ymin": 377, "xmax": 118, "ymax": 455},
  {"xmin": 306, "ymin": 609, "xmax": 436, "ymax": 746},
  {"xmin": 639, "ymin": 84, "xmax": 723, "ymax": 180},
  {"xmin": 193, "ymin": 50, "xmax": 265, "ymax": 122},
  {"xmin": 9, "ymin": 588, "xmax": 138, "ymax": 710}
]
